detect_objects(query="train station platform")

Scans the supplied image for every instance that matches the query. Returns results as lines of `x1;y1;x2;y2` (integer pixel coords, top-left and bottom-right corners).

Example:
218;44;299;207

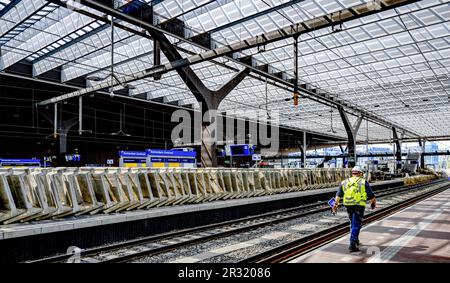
0;178;403;263
290;189;450;263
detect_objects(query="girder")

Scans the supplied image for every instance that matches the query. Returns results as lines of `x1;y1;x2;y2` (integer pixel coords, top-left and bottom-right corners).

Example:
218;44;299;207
38;0;421;140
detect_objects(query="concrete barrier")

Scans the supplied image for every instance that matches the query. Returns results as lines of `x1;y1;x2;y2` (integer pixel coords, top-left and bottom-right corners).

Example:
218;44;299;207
0;167;383;224
404;174;438;186
3;170;42;224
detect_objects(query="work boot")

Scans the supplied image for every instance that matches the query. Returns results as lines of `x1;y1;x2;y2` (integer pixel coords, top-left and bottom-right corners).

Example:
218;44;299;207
349;243;360;252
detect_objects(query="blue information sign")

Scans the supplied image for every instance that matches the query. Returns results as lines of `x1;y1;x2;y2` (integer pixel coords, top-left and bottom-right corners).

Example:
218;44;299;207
180;158;196;164
1;159;39;163
0;159;41;167
328;197;336;208
119;151;147;158
123;159;146;164
147;149;196;158
228;145;255;157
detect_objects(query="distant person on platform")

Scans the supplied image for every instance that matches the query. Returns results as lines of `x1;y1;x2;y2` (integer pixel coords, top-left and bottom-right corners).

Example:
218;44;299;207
332;166;377;252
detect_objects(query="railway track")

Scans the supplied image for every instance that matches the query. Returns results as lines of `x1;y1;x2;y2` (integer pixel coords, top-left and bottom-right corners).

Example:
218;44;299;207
240;182;450;263
27;179;448;263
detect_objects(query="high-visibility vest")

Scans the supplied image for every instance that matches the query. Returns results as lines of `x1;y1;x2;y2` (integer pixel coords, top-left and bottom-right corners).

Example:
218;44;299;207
342;176;367;206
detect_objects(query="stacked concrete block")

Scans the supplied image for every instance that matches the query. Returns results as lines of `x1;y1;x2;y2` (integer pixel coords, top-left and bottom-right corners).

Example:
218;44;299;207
404;174;438;186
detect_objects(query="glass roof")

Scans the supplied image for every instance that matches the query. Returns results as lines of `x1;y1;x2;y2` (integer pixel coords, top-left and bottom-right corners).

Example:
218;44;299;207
0;0;12;9
0;0;449;142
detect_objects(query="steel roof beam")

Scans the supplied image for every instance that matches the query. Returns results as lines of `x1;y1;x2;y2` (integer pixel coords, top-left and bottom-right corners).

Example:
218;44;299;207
0;0;21;18
0;2;51;45
0;0;48;38
33;0;176;68
31;23;109;65
315;135;450;147
207;0;308;34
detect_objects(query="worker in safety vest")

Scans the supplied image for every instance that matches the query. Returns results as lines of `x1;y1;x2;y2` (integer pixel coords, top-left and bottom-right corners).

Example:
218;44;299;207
332;166;377;252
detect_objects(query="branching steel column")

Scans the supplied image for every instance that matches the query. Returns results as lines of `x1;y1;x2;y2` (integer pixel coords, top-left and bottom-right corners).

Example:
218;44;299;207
338;106;363;167
148;29;249;167
392;127;402;170
42;110;78;165
149;29;249;112
153;39;161;80
419;139;426;169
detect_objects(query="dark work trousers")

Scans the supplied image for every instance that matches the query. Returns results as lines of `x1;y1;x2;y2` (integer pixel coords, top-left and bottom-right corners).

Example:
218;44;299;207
345;205;365;245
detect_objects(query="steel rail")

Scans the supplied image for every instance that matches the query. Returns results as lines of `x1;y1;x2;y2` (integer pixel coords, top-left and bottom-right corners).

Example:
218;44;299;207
240;182;449;263
101;180;448;263
26;179;445;263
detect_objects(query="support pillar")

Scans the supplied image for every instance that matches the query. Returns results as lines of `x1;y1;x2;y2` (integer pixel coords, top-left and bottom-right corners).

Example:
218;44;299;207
300;132;307;168
339;145;347;167
53;103;58;138
201;114;219;168
58;120;78;164
153;39;161;80
419;139;426;169
79;96;83;135
42;109;78;166
392;127;402;171
338;106;363;168
295;132;308;168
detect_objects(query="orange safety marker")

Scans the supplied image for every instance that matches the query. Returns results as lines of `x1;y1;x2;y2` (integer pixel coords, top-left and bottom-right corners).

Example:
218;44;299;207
293;92;299;107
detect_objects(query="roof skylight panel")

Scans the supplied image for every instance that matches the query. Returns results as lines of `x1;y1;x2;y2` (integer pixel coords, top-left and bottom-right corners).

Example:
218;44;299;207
431;37;450;50
163;0;180;15
75;30;86;36
0;0;11;8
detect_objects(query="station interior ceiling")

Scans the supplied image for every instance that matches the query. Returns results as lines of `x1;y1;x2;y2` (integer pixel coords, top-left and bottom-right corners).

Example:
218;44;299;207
0;0;449;161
